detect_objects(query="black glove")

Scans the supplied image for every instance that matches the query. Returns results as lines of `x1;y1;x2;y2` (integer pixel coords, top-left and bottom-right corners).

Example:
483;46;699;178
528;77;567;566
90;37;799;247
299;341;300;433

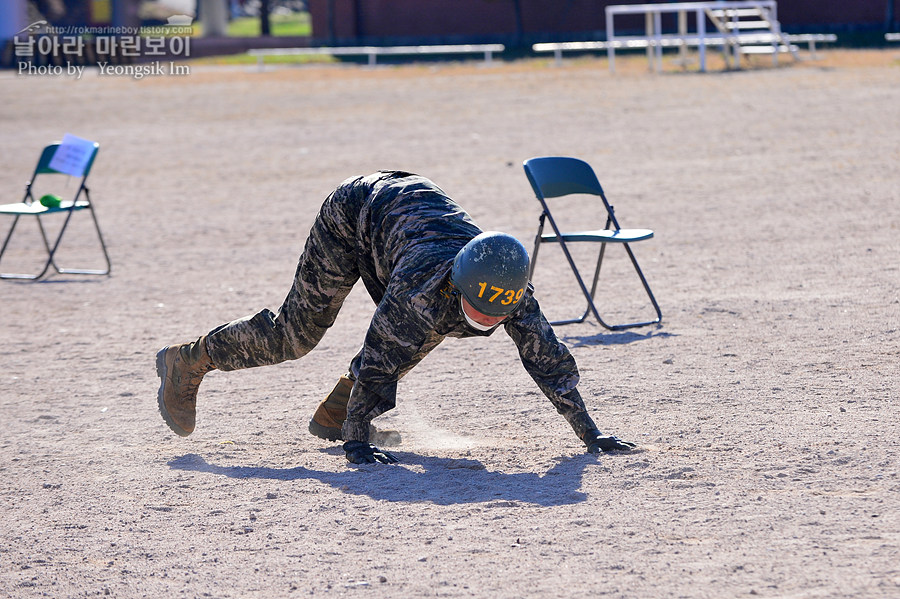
583;429;637;453
343;441;399;464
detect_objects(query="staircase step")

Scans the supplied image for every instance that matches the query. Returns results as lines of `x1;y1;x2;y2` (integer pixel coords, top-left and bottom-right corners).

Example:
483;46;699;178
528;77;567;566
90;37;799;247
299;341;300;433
723;20;771;30
740;44;798;54
708;9;764;18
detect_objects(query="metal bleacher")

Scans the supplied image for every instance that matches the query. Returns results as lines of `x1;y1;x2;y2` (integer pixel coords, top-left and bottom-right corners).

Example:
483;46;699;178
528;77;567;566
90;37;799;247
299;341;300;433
534;1;836;73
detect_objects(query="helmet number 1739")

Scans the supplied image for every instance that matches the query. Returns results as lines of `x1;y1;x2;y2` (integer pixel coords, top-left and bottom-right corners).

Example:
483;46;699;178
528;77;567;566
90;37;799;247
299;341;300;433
477;282;524;305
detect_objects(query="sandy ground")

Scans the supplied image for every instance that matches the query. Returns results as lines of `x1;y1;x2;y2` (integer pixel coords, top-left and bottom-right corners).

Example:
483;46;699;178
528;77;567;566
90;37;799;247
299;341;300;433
1;49;898;598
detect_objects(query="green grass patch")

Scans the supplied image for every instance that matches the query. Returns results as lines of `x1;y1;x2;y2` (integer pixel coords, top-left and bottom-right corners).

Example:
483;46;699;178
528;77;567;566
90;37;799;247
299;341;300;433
139;13;310;38
225;13;311;37
189;52;338;67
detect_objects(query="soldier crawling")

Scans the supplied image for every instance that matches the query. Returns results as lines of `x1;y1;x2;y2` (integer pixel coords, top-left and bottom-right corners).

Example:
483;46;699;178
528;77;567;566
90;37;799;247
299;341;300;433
156;171;636;464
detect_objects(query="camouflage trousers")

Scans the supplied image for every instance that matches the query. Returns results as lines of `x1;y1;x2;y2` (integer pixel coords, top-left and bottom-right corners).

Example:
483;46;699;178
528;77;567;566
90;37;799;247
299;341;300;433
205;178;369;372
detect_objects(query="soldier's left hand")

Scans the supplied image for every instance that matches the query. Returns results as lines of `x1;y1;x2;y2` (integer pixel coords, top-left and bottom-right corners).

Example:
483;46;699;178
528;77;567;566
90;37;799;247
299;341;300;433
583;429;637;453
343;441;399;464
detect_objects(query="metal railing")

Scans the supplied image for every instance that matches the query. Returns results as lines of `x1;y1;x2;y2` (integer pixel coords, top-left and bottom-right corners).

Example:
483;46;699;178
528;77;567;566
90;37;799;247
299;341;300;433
533;33;836;68
247;44;505;70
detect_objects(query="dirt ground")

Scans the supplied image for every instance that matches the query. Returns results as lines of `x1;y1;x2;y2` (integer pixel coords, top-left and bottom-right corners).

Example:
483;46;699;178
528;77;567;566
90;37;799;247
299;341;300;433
1;48;898;598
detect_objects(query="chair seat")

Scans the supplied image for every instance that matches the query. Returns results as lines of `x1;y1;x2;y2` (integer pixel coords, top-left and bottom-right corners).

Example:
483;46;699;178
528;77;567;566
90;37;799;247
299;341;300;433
541;228;654;243
0;200;89;215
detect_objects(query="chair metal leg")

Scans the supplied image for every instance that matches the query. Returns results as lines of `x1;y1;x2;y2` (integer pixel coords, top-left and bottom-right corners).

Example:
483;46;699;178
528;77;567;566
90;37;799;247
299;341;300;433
528;216;545;282
0;215;20;264
35;213;62;276
620;243;662;327
533;219;587;325
544;239;662;330
0;214;51;280
579;242;608;323
0;206;111;280
546;238;598;327
55;205;111;276
581;243;661;330
559;244;607;327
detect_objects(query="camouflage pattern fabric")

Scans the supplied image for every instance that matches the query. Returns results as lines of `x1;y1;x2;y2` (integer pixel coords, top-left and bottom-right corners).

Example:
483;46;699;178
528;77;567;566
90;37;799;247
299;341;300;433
205;171;597;443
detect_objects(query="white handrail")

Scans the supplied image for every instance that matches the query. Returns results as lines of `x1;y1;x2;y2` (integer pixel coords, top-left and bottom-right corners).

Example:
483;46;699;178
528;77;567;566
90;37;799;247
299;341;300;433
534;34;835;66
248;44;505;70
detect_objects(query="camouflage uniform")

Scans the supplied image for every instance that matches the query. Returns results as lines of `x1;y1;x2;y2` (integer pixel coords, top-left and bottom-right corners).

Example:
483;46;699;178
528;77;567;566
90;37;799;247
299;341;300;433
205;171;597;443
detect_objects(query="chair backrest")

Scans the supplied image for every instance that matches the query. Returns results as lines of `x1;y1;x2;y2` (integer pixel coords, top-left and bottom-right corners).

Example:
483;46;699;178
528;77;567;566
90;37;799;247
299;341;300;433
34;142;100;179
523;156;605;199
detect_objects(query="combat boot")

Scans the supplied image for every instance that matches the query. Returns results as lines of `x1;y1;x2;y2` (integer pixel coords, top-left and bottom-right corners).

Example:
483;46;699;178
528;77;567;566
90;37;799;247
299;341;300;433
308;374;354;441
156;336;216;437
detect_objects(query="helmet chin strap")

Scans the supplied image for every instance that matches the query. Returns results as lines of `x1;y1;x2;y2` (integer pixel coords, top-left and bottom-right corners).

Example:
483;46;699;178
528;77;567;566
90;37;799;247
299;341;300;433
459;296;499;332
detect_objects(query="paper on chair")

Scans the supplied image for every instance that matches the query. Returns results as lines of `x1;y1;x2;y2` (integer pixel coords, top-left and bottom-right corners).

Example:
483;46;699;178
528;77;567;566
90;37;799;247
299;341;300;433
49;134;97;177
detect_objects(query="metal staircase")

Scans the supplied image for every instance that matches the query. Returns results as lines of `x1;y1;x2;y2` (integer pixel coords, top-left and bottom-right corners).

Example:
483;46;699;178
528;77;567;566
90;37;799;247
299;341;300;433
705;2;800;66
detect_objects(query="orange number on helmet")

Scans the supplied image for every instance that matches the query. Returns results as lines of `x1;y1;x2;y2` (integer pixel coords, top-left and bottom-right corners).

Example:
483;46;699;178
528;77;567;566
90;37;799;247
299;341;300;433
514;288;524;302
501;289;515;305
477;282;486;298
489;286;504;302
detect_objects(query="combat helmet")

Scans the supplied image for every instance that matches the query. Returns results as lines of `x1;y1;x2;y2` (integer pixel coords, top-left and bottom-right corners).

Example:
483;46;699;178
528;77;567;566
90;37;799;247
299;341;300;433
451;232;530;326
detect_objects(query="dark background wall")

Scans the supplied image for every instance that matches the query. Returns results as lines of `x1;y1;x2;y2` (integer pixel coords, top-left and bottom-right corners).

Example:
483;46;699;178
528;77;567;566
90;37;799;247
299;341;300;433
307;0;900;45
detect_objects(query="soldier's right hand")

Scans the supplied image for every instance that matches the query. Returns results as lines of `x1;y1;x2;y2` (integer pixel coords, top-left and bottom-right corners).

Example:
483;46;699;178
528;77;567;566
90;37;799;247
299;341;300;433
343;441;399;464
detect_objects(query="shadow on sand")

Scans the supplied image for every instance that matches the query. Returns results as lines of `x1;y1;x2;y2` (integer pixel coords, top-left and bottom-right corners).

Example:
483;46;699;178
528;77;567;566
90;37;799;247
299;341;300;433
560;326;674;348
167;450;627;507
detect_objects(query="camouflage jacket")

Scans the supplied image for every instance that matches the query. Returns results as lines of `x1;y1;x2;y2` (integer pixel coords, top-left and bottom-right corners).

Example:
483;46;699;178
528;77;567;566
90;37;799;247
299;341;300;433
340;171;595;443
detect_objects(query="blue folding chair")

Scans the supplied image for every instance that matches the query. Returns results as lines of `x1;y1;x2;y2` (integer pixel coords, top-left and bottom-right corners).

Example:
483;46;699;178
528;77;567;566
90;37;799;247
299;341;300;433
523;156;661;329
0;141;110;280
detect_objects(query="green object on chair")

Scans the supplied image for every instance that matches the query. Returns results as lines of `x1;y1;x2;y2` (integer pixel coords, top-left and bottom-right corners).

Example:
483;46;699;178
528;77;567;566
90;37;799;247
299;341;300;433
39;194;62;208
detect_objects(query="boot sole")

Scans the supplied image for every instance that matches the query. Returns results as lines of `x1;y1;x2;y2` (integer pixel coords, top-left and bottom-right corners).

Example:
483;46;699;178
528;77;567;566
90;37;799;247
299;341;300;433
308;418;342;442
156;346;191;437
307;419;402;447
